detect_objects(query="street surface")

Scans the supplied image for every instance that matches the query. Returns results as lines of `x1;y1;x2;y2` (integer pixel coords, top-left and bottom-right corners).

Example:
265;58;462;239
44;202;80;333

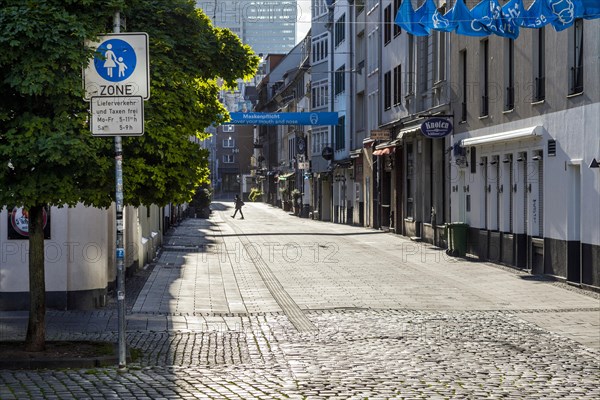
1;201;599;399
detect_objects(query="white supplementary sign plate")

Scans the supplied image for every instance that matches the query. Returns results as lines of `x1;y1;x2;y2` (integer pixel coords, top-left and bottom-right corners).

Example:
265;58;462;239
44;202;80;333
90;96;144;136
84;33;150;100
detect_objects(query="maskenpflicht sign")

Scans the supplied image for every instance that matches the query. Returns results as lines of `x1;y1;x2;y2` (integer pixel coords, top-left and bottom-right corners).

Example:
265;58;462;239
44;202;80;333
84;33;150;100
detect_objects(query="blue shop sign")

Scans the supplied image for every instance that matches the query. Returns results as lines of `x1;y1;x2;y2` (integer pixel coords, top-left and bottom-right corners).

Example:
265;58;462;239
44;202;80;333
228;112;339;126
420;118;453;138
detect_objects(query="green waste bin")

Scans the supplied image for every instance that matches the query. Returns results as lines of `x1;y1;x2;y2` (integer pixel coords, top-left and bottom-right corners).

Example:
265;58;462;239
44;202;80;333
446;222;469;257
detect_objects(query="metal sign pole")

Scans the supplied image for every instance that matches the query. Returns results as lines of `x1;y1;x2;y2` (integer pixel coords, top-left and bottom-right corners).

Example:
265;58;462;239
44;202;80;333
113;11;127;370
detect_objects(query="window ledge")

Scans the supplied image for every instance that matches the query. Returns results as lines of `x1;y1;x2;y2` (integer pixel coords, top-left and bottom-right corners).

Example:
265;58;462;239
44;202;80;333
567;91;584;98
459;120;468;125
531;99;545;105
367;68;379;78
502;108;514;114
478;115;489;120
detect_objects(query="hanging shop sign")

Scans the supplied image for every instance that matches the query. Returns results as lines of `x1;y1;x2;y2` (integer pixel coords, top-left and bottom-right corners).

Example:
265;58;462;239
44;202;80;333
420;118;453;139
370;129;391;140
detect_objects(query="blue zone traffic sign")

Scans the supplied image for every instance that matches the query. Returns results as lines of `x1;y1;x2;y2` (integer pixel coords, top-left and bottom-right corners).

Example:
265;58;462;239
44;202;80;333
93;39;137;82
84;33;149;100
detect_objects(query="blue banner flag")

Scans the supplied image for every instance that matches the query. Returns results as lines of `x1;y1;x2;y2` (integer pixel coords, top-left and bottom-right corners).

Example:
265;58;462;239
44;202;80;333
472;0;507;36
395;0;430;36
548;0;583;31
452;0;491;37
501;0;524;38
401;0;596;38
415;0;436;33
520;0;556;28
420;0;456;32
581;0;600;20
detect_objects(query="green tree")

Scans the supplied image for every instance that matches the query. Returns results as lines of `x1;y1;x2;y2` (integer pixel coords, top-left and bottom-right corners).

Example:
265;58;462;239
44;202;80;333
0;0;258;351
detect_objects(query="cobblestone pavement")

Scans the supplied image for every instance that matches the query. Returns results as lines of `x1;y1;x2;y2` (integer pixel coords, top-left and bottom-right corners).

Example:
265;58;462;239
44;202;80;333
1;202;599;399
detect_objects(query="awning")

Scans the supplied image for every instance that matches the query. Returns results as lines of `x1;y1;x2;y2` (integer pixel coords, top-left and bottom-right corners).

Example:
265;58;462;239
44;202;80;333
373;147;395;156
461;126;543;147
397;126;421;140
350;149;362;159
278;172;295;181
375;139;401;150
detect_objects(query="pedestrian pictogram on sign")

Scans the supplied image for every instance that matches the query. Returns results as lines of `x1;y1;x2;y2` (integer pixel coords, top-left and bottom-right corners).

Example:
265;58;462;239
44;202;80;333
84;33;149;100
94;39;137;82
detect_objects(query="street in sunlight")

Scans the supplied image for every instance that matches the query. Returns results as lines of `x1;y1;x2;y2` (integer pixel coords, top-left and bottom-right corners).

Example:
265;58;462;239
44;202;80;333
1;201;598;399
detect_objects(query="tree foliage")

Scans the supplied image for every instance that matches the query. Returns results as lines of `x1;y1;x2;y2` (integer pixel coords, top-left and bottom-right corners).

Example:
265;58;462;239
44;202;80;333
121;0;258;206
0;0;258;208
0;0;258;350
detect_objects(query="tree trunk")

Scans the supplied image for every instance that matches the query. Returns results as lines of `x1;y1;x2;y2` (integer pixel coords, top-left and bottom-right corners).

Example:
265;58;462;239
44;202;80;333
25;205;46;352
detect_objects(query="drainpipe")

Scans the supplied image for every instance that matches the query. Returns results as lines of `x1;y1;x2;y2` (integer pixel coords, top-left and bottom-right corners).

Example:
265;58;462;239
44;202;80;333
328;3;335;222
349;0;354;225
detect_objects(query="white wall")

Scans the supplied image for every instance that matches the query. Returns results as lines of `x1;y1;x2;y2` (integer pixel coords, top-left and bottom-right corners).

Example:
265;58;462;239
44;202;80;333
451;103;600;246
0;205;109;293
0;202;163;302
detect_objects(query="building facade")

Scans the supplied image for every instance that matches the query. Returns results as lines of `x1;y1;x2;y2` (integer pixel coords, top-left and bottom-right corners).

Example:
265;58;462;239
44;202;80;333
449;19;600;288
196;0;297;55
253;1;599;290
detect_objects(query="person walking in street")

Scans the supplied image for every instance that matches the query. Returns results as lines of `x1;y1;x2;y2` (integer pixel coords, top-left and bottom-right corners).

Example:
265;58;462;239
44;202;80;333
232;194;244;219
